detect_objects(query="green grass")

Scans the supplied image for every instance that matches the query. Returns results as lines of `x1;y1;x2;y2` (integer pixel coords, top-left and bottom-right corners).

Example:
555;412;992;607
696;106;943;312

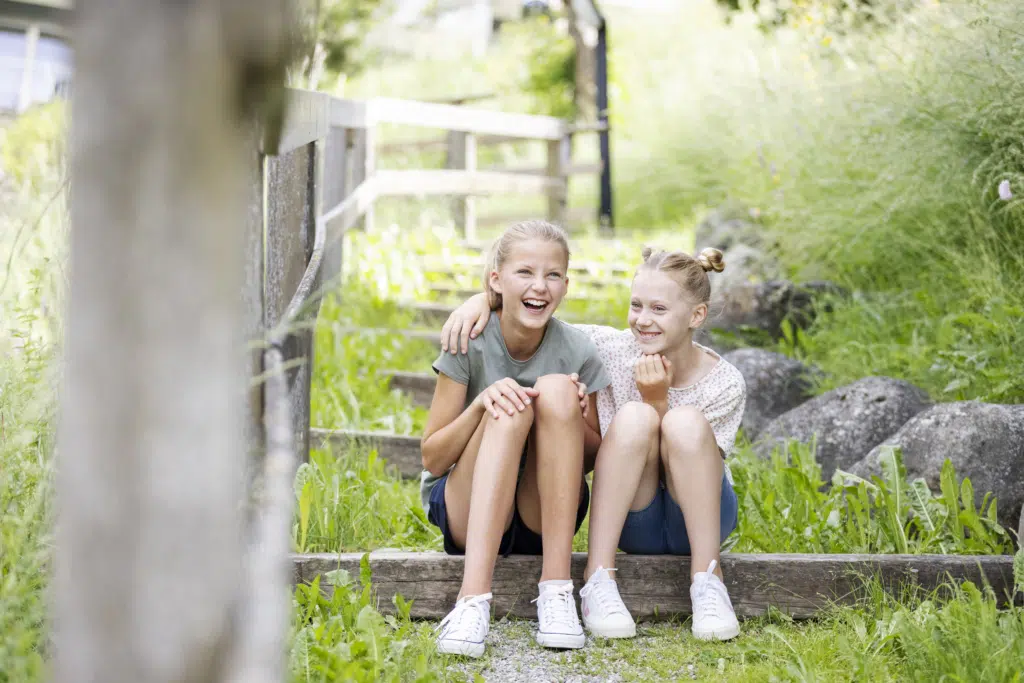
608;0;1024;404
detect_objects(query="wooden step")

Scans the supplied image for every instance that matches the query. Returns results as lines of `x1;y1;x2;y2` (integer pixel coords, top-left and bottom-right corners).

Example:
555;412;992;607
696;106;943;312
291;551;1017;621
310;428;422;478
387;370;435;407
407;301;457;327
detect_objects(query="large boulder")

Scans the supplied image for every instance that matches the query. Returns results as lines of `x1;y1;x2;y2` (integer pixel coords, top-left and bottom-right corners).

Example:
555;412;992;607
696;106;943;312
713;244;782;292
722;348;820;440
754;377;931;479
707;279;843;340
849;401;1024;531
695;203;767;252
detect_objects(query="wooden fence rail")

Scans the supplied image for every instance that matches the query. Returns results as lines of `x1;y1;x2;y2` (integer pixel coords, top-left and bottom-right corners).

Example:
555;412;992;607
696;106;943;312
252;87;610;474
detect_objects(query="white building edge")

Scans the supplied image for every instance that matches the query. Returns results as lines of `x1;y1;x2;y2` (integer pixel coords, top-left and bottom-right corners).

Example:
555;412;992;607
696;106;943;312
0;0;72;114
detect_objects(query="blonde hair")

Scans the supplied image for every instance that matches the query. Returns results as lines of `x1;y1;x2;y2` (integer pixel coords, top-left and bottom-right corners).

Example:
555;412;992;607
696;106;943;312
484;220;571;309
637;246;725;304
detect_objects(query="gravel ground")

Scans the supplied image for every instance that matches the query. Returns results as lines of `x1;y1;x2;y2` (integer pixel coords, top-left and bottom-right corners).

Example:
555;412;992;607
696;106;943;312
446;620;626;683
441;619;716;682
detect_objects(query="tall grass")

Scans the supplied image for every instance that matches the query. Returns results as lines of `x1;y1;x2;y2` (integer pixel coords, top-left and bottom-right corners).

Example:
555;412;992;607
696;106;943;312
0;102;67;683
609;0;1024;403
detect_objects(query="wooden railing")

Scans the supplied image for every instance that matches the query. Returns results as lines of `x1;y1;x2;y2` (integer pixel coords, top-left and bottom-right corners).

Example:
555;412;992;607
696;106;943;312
252;87;611;466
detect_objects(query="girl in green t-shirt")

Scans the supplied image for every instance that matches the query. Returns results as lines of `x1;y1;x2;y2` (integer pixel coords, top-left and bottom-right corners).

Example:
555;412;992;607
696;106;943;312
421;220;611;659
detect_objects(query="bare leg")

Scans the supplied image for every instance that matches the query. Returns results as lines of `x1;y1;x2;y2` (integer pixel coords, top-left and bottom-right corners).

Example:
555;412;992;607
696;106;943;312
583;402;661;581
515;374;584;583
444;405;534;597
660;405;724;580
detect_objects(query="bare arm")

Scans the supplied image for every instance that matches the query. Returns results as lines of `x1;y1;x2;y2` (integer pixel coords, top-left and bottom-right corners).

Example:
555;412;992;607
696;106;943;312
440;292;492;354
421;373;540;476
582;393;601;473
420;374;485;477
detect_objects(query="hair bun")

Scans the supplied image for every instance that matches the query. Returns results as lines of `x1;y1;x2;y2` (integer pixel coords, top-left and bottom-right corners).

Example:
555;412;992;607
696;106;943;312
697;247;725;273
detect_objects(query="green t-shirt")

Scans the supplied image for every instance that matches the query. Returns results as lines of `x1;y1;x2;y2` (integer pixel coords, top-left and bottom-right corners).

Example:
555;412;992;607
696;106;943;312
419;311;612;508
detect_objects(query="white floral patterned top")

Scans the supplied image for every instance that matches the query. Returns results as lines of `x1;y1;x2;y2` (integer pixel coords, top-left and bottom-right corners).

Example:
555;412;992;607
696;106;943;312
574;325;747;484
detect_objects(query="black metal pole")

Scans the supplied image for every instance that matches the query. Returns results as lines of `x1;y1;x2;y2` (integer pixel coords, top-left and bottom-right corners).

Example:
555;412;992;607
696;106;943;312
596;19;613;234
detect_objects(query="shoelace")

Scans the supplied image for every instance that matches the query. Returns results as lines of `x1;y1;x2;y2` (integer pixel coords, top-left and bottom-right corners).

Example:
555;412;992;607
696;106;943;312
691;560;724;619
580;568;628;616
531;583;578;629
437;593;492;637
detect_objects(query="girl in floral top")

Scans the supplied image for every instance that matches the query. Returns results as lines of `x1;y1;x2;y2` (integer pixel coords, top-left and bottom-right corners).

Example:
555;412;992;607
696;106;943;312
441;245;746;643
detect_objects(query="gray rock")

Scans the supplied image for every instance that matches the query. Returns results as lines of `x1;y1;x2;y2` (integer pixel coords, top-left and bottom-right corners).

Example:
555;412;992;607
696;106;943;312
713;244;782;292
723;348;820;439
695;202;766;252
755;376;931;479
707;279;842;340
849;401;1024;531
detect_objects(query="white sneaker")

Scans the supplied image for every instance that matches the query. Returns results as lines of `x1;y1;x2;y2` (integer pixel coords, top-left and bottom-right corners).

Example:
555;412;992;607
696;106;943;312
580;567;636;638
436;593;492;658
532;581;586;649
690;560;740;641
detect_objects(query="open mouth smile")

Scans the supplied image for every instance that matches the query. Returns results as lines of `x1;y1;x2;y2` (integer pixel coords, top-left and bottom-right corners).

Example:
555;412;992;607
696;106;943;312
522;298;550;314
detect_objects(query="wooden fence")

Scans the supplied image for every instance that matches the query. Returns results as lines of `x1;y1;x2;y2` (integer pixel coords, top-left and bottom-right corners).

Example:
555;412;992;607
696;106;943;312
249;87;609;468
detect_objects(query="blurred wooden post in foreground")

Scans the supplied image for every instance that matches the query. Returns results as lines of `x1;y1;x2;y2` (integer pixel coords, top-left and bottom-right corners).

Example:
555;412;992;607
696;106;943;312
54;1;295;682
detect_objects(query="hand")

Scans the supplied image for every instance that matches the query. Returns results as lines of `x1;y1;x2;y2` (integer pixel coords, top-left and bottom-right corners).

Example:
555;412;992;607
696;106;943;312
634;354;673;405
568;372;590;418
475;377;540;419
441;292;491;355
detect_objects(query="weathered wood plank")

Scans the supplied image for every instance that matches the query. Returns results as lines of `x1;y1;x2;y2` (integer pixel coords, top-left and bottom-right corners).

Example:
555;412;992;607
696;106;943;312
266;144;317;461
291;552;1018;621
310;428;422;478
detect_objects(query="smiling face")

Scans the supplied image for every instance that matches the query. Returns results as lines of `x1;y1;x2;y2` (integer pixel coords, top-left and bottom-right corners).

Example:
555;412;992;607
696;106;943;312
488;238;569;331
628;269;707;354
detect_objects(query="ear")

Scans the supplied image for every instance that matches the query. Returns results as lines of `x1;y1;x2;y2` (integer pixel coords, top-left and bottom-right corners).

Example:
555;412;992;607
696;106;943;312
488;269;502;295
690;302;708;329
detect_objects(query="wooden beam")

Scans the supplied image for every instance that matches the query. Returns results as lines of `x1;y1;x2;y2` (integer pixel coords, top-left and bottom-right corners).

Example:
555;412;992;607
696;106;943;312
275;90;330;155
378;133;528;155
374;169;562;198
291;552;1018;621
481;162;603;177
368;97;567;140
476;206;594;228
310;428;422;478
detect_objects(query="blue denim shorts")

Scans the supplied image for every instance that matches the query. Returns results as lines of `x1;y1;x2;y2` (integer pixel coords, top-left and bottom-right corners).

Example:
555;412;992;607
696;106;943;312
617;473;738;555
427;471;590;556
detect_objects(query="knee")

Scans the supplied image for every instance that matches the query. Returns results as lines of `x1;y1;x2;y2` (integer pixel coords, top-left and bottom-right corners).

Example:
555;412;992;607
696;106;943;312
532;374;580;422
660;405;716;457
617;401;661;444
483;402;535;436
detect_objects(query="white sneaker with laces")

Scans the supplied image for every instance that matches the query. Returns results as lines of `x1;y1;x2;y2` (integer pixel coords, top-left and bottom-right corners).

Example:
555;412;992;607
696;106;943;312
532;581;586;649
436;593;492;658
580;567;636;638
690;560;740;641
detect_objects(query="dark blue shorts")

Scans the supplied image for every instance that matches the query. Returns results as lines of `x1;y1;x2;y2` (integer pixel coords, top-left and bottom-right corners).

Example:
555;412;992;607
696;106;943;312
617;473;738;555
427;472;590;556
